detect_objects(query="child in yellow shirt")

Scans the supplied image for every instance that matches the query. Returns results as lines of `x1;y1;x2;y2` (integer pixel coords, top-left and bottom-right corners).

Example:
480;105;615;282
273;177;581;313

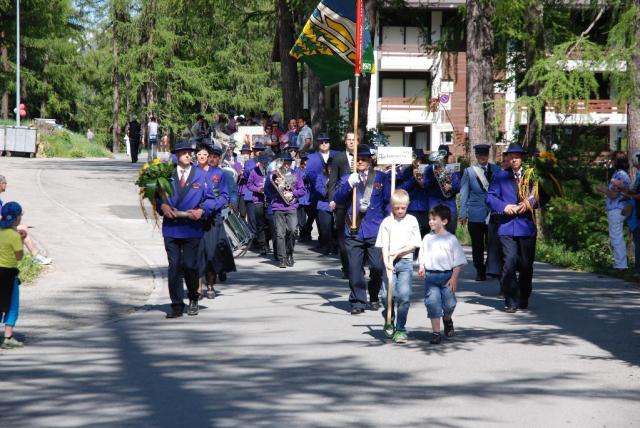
0;202;25;349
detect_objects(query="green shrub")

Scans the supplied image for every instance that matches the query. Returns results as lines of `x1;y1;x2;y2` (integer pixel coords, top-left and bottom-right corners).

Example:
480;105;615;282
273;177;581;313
40;129;111;158
18;256;43;284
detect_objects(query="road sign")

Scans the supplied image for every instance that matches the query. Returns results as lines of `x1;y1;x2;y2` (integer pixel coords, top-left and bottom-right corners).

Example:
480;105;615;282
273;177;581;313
376;146;413;165
439;94;450;104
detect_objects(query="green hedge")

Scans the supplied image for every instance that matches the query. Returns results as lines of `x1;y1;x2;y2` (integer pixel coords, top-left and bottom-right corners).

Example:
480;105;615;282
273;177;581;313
40;129;111;158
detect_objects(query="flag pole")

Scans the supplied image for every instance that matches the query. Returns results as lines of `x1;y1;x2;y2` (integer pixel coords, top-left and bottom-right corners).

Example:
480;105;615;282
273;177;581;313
351;0;364;232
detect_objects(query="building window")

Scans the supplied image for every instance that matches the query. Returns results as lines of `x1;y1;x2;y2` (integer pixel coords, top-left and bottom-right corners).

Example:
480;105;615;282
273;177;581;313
441;132;453;145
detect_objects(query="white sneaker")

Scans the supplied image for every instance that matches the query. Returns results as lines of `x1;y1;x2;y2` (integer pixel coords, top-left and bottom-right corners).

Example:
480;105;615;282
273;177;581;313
33;254;52;265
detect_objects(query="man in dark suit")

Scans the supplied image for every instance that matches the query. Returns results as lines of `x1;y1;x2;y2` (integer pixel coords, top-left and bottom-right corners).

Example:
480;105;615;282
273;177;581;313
487;143;537;313
128;117;141;163
328;132;355;277
158;140;214;318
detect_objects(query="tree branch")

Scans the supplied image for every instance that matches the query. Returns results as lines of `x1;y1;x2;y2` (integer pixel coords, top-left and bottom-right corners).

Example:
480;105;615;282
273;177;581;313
566;6;606;58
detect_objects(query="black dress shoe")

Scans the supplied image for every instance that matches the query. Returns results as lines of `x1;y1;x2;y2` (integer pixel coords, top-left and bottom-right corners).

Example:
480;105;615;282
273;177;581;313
369;301;380;311
187;300;199;316
279;260;287;268
166;310;183;319
286;255;294;266
350;307;365;315
517;301;529;310
218;272;227;282
505;306;517;313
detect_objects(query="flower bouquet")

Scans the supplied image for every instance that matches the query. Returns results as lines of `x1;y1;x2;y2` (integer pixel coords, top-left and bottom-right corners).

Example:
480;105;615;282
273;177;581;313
519;151;564;213
135;158;175;225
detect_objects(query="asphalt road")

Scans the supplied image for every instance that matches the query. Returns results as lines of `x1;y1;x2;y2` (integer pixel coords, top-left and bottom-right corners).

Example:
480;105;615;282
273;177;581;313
0;155;638;427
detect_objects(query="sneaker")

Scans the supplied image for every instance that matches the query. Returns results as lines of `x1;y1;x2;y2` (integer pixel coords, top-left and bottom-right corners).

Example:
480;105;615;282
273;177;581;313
33;254;52;265
429;332;442;345
2;337;24;349
187;300;199;316
443;319;455;337
392;330;408;344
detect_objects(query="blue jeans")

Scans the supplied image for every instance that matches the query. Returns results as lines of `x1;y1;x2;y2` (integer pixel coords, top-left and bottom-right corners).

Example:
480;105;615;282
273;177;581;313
380;258;413;331
424;271;457;319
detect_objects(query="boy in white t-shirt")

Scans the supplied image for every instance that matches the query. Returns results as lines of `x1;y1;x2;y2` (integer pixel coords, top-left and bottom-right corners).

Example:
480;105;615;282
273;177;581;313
375;190;422;344
418;204;467;344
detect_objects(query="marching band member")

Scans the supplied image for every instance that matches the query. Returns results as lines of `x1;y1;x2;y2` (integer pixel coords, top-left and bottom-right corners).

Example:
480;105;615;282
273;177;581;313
265;153;306;268
335;144;390;315
459;144;502;281
400;149;430;238
158;140;214;318
247;153;271;255
315;158;335;254
487;143;538;313
422;145;461;234
244;142;267;249
295;153;310;240
237;144;253;218
301;133;335;243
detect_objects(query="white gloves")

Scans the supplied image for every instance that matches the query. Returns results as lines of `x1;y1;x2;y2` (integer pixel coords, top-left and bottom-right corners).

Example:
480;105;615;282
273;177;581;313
348;172;360;187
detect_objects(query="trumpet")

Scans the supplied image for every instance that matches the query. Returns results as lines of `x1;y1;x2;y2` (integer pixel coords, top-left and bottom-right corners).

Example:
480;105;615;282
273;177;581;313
412;155;425;182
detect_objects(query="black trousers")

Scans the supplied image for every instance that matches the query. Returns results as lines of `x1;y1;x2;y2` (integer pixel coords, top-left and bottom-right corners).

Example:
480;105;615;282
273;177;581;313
344;236;383;309
500;235;536;308
297;206;307;233
334;207;349;272
486;222;503;276
245;201;256;235
468;222;488;275
301;204;317;239
248;202;268;250
408;210;429;238
164;237;200;309
274;211;297;259
130;140;140;163
316;210;334;251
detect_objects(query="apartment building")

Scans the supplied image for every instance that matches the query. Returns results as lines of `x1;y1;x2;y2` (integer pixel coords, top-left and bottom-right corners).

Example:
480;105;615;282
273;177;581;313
307;0;626;155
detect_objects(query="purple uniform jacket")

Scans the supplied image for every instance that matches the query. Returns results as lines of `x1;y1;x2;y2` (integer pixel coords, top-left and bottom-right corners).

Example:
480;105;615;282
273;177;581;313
306;150;336;201
399;165;429;212
247;166;267;204
200;166;229;215
242;158;256;201
422;164;461;214
486;167;537;237
335;169;391;240
315;174;333;212
265;170;305;212
157;167;214;239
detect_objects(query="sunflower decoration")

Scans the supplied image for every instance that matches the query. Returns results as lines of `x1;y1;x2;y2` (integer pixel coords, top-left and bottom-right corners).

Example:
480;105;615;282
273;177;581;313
135;160;175;225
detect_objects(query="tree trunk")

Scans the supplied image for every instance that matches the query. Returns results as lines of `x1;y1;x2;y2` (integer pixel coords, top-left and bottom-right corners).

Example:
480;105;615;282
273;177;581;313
523;0;544;151
308;68;325;136
466;0;496;164
278;0;301;121
1;31;8;120
111;7;126;153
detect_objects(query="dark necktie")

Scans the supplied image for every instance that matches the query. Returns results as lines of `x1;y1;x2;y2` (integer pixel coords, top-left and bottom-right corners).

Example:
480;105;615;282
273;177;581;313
515;171;521;185
180;170;187;188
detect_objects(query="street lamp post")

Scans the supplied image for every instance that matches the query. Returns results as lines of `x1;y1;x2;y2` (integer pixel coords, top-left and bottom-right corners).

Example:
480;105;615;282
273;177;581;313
15;0;20;126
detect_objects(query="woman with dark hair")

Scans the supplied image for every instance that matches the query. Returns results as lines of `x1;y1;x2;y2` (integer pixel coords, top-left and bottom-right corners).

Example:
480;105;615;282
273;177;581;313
597;152;631;270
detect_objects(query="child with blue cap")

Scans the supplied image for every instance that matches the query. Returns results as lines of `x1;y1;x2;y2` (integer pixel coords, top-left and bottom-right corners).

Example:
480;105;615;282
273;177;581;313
0;202;25;349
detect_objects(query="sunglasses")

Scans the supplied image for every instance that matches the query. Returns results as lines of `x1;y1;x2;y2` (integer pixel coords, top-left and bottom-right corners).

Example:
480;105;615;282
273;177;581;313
319;140;330;144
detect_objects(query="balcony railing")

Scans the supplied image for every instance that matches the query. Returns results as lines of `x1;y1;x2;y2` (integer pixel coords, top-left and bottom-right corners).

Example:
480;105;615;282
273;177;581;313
378;44;435;56
379;97;436;110
545;99;627;114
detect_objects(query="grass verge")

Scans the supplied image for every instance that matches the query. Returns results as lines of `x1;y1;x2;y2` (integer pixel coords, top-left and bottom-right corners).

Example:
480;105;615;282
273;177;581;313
39;129;111;158
18;256;43;284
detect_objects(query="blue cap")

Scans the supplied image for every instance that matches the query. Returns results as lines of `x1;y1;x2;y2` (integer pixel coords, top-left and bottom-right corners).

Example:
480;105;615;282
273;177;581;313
355;144;372;158
280;153;294;162
257;154;271;163
253;142;266;151
504;143;526;154
299;153;309;160
240;145;252;152
172;139;196;153
288;145;299;152
474;144;491;153
437;144;451;155
413;148;426;159
317;133;330;141
211;145;224;156
0;202;23;228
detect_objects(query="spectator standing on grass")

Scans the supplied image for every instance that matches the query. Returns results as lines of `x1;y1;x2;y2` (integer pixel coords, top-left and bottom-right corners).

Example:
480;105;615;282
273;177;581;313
597;152;631;271
86;129;94;142
147;116;159;161
0;176;51;265
0;202;26;349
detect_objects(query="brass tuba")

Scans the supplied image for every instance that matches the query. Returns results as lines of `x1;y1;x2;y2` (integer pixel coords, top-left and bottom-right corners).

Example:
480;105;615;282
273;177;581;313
270;159;297;205
413;154;426;182
428;149;453;198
